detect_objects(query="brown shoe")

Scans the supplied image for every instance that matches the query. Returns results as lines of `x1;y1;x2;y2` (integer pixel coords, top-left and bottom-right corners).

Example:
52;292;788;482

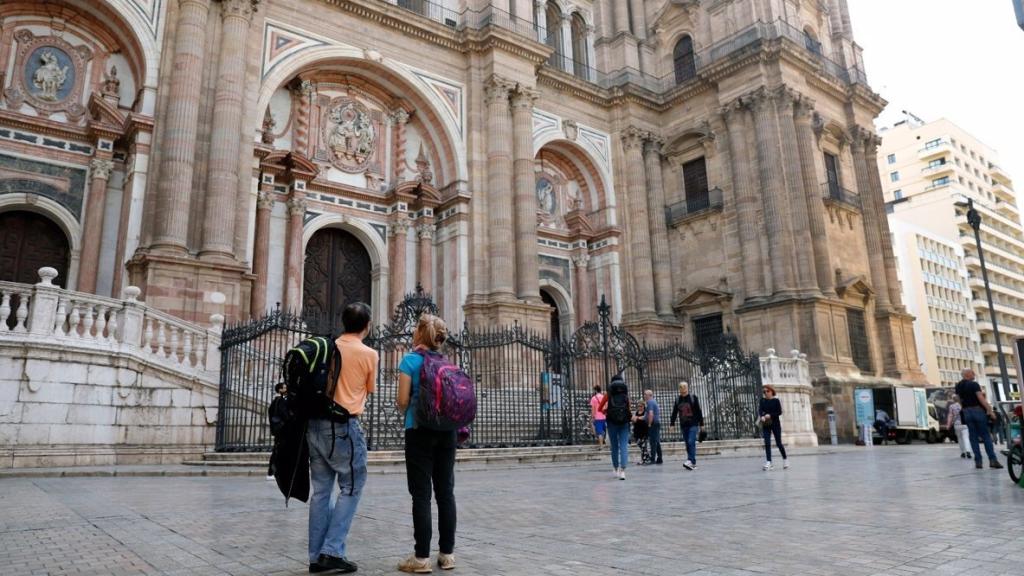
438;553;455;571
398;555;432;574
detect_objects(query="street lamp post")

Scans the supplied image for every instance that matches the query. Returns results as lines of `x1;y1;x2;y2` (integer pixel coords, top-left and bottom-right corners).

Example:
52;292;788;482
961;198;1013;400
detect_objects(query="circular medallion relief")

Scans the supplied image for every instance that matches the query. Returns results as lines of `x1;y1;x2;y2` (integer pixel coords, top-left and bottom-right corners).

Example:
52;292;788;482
25;46;75;104
322;98;376;173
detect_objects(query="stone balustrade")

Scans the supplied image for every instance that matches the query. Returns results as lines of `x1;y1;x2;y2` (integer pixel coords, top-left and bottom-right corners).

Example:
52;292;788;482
760;348;818;447
0;268;223;468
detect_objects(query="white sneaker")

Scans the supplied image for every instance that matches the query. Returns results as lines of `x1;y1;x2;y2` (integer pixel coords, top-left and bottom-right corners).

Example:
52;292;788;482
613;468;621;478
438;553;455;571
763;461;773;471
618;469;626;480
683;460;694;470
691;462;698;470
783;459;790;469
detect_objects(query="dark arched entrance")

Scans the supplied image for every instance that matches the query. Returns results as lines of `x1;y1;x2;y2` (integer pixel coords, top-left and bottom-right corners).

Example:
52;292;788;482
540;289;561;342
0;210;70;286
302;227;372;332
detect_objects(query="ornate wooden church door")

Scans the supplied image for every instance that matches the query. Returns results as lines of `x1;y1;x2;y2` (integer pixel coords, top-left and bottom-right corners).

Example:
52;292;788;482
0;210;69;286
302;228;372;331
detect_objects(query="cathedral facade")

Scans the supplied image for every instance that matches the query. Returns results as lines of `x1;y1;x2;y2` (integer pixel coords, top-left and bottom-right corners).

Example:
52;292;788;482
0;0;925;401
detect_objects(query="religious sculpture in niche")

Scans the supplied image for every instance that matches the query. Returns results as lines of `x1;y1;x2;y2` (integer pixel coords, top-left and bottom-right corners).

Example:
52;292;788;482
536;177;557;215
7;30;92;120
322;97;376;172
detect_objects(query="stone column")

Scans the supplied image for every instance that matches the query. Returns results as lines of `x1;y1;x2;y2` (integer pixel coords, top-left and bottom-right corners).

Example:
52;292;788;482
614;0;630;34
850;128;890;310
721;100;767;301
775;88;818;295
534;0;548;43
573;253;592;325
621;127;656;318
152;0;211;253
250;188;274;316
794;98;835;296
417;223;434;295
391;109;409;184
512;87;540;302
749;88;797;295
642;136;673;317
485;76;516;301
283;192;306;312
560;15;574;72
865;136;904;308
78;157;114;294
292;80;314;156
389;218;410;312
629;0;646;38
585;25;596;76
200;0;257;260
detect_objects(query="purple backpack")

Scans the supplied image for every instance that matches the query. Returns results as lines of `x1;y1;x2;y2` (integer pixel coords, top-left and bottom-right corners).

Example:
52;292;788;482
415;350;477;431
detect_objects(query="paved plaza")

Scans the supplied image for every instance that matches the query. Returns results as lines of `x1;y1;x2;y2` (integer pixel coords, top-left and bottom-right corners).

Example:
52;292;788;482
1;445;1023;576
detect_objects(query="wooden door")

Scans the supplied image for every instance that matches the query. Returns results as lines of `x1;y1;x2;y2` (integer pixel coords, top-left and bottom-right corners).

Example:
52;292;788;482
0;210;69;286
302;228;372;332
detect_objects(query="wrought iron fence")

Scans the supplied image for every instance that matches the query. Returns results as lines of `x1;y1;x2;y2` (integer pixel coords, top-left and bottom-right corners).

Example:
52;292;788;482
215;291;762;451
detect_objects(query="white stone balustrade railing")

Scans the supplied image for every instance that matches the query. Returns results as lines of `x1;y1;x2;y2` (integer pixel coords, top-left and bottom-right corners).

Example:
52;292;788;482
0;267;222;378
760;348;818;447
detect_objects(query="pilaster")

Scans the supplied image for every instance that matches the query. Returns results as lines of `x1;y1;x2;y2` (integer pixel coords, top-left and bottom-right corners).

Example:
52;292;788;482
511;86;541;303
621;126;656;320
774;87;818;296
794;97;835;296
389;217;410;313
642;135;673;319
250;186;274;316
721;98;768;301
78;156;114;294
283;188;307;313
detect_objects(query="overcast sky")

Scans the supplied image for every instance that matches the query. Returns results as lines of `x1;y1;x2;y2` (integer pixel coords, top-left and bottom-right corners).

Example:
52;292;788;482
847;0;1024;208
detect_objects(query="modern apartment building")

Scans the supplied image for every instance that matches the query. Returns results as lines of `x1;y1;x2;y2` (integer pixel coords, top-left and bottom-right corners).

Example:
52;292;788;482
879;117;1023;399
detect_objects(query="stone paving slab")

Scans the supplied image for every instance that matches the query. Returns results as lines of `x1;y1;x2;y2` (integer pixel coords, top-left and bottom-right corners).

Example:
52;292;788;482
0;445;1022;575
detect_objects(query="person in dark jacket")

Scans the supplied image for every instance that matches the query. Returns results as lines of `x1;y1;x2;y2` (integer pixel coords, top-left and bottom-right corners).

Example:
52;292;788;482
955;368;1003;470
267;382;290;478
758;385;788;471
670;381;704;470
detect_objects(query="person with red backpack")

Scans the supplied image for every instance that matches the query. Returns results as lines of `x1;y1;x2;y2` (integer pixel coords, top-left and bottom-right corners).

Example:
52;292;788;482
598;373;632;480
396;314;475;573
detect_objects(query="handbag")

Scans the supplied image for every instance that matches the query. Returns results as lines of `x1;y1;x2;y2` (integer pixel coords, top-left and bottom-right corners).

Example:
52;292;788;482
698;429;707;443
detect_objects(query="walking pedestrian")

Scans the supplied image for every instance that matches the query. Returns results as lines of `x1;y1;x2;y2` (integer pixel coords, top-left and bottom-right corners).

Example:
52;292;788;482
590;385;606;446
954;368;1004;470
758;385;788;471
670;381;704;470
396;314;459;573
643;390;663;465
946;394;971;459
598;373;632;480
308;303;377;574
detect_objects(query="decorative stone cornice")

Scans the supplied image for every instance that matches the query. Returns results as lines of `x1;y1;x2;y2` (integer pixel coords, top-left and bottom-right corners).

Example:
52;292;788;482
848;125;873;152
220;0;259;21
90;158;114;180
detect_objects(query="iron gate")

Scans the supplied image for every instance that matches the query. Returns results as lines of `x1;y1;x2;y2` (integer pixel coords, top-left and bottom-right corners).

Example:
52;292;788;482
215;292;762;451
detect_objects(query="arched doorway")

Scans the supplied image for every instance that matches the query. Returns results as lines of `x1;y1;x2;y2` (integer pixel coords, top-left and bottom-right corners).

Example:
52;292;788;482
0;210;70;286
302;228;372;332
541;289;561;342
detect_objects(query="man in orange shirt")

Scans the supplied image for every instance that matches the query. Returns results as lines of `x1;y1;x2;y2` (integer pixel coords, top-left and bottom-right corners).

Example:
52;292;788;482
307;302;378;574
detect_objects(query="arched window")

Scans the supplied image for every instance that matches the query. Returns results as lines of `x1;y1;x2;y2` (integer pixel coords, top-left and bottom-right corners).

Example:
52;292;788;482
803;27;822;55
570;13;588;79
545;3;563;69
673;35;696;85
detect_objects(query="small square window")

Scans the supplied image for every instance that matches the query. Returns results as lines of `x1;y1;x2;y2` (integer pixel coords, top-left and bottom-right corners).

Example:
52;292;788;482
887;153;896;165
894;190;903;200
890;171;900;182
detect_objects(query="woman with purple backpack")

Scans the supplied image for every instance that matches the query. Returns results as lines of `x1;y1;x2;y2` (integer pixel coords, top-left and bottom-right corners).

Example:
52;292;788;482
396;314;458;573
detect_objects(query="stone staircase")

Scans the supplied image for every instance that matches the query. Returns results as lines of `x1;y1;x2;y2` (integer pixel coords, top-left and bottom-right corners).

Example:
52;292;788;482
183;439;764;472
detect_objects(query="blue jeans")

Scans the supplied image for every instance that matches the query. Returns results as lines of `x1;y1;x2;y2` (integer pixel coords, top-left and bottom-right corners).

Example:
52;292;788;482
607;422;630;470
648;422;662;463
307;418;367;563
964;407;997;464
681;425;698;464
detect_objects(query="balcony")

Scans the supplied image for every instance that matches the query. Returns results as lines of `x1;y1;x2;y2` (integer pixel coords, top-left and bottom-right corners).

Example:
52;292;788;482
992;181;1016;201
665;187;724;227
923;179;953;192
989;162;1012;184
917;139;953;160
821;181;861;210
921;162;954;178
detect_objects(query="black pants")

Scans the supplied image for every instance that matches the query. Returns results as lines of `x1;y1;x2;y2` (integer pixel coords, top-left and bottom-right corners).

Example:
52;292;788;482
405;427;457;558
763;421;787;462
648;422;663;463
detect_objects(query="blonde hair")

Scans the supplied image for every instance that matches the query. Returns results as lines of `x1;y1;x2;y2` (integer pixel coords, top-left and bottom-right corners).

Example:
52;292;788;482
678;381;689;392
413;314;448;350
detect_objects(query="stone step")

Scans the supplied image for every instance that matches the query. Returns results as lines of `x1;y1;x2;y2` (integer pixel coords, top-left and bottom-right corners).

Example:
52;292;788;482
183;440;762;468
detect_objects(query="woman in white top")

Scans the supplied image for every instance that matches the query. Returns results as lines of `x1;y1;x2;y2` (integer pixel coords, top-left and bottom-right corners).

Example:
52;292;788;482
946;395;971;459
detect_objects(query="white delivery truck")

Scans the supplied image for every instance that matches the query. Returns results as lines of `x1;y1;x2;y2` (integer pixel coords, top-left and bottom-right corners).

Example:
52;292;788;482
856;386;942;444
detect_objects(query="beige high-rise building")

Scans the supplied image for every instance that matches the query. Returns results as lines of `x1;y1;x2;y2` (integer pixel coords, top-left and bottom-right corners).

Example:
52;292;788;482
879;117;1023;399
0;0;924;438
